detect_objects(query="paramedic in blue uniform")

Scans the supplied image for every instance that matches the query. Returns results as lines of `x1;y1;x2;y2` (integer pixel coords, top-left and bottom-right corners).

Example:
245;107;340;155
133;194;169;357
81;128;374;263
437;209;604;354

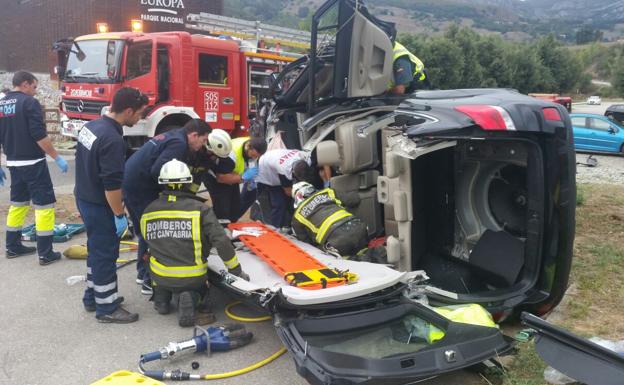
75;87;148;323
0;71;68;265
122;118;212;296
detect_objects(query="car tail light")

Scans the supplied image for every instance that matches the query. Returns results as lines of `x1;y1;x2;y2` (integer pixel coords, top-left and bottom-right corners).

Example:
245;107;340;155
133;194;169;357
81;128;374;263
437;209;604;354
543;107;562;121
454;105;516;131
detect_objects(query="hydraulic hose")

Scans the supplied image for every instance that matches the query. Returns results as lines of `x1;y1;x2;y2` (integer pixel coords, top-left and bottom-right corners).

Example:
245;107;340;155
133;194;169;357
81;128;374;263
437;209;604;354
225;301;272;322
138;301;286;381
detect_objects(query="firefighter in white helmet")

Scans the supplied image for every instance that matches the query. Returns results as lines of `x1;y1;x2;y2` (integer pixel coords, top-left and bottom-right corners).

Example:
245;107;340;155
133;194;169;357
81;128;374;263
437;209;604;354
141;158;249;327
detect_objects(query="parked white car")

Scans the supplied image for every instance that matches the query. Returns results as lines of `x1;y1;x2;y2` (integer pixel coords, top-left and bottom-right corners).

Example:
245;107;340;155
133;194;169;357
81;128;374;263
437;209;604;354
587;95;602;105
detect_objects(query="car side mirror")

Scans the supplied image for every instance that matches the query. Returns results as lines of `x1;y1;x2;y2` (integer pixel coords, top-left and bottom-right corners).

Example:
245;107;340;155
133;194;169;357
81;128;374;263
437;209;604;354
609;127;616;134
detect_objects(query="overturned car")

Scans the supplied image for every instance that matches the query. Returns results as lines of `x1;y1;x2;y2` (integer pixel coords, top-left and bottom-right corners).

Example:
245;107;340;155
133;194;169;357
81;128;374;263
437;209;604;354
207;0;576;384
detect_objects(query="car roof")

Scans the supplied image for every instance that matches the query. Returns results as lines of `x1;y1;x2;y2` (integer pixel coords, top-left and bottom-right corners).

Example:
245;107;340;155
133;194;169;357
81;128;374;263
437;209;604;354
606;104;624;112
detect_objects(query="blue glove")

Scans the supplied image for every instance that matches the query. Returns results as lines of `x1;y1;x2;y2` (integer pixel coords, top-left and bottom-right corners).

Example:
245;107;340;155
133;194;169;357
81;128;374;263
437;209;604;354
55;156;68;173
114;214;128;238
0;167;5;186
242;167;258;182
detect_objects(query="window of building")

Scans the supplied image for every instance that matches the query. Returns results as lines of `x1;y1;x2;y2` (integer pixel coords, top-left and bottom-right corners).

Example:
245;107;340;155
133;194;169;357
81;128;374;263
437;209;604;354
126;41;152;80
199;54;228;85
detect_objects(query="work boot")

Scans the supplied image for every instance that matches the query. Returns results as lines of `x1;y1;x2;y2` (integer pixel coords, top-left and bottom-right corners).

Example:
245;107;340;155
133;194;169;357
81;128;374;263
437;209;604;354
84;296;125;312
39;251;61;266
6;244;37;259
154;301;171;315
96;306;139;324
178;291;196;327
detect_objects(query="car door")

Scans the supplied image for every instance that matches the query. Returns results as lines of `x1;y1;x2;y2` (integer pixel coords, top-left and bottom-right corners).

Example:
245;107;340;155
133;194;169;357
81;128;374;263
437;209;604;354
587;117;620;152
571;116;592;151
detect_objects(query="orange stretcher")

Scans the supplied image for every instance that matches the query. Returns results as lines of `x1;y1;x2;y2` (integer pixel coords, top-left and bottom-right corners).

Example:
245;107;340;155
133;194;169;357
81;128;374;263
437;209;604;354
228;222;358;290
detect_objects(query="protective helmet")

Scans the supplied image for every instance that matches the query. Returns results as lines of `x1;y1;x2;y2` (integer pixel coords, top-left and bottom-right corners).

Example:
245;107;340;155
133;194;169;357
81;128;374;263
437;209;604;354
158;158;193;184
207;129;232;158
292;181;316;208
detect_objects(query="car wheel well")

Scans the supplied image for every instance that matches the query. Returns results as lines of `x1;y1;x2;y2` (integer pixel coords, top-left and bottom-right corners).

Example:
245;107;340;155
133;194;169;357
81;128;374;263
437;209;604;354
155;114;192;135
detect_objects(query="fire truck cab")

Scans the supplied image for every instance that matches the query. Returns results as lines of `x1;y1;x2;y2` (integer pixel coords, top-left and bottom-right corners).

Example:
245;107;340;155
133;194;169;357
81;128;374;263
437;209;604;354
57;31;294;147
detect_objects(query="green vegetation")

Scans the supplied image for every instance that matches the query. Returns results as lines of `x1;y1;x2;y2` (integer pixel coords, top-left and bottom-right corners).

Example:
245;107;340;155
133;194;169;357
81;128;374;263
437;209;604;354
399;28;585;94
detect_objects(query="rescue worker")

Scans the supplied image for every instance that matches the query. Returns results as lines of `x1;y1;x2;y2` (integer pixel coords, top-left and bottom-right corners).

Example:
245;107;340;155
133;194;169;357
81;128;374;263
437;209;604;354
123;119;218;296
255;148;310;229
141;159;249;327
75;87;148;323
389;42;428;95
0;71;68;264
197;136;267;222
291;180;387;264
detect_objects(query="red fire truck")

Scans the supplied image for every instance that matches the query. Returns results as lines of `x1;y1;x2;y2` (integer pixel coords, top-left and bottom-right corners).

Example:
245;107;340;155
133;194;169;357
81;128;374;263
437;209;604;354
55;23;300;147
528;93;572;112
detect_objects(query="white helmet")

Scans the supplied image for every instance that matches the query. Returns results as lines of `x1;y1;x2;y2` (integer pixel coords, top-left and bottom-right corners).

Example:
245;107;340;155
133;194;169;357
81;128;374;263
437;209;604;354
207;129;232;158
158;159;193;184
292;181;316;208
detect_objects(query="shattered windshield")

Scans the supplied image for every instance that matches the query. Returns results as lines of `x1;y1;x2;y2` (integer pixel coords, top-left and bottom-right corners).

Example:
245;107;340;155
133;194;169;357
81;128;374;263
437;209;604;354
64;40;124;83
316;1;339;53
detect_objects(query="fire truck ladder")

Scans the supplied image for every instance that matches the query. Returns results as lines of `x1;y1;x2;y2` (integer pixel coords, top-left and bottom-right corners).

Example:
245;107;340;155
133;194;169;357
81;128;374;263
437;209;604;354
186;12;310;56
228;222;358;290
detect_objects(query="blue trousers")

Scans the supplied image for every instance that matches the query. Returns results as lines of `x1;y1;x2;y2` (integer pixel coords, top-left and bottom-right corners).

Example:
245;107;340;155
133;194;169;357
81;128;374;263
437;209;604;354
6;161;56;257
124;191;158;283
238;182;257;220
257;183;289;228
76;198;120;316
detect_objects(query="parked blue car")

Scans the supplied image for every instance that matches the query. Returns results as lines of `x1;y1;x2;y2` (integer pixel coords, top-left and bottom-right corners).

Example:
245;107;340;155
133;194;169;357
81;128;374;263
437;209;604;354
571;113;624;154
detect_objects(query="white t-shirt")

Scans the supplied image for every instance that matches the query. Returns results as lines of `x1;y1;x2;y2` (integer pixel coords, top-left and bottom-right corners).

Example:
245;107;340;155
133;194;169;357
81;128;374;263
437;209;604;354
256;149;310;186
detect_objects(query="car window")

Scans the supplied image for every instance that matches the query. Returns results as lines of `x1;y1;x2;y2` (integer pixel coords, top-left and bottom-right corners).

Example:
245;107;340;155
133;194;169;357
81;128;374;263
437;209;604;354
571;117;587;128
198;54;228;85
589;118;612;132
126;41;152;80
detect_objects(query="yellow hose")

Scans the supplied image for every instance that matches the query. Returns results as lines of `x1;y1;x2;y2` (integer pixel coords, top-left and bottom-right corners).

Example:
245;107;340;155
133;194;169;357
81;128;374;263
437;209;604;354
202;347;287;380
225;301;272;322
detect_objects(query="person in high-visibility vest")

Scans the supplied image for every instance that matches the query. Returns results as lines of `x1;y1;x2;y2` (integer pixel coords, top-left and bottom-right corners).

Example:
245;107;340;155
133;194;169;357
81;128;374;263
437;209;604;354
389;42;428;95
187;136;266;223
141;159;249;327
290;180;387;264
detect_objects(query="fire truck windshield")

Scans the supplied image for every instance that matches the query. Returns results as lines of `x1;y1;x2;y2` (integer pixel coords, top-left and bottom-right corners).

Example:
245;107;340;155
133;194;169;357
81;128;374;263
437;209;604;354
64;39;124;83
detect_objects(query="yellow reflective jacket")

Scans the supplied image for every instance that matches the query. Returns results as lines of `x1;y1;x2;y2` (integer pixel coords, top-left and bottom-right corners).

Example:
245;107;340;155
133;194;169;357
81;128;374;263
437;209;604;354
141;190;239;289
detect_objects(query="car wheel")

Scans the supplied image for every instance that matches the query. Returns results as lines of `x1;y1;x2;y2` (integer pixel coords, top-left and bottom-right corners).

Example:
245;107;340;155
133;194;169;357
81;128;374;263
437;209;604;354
620;143;624;155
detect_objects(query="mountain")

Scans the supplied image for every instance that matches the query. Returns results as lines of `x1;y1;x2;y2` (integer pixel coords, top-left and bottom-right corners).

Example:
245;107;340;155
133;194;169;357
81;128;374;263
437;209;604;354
223;0;624;43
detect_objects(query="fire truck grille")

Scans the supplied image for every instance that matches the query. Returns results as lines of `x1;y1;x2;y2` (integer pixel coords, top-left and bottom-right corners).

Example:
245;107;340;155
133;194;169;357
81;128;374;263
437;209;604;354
64;99;109;115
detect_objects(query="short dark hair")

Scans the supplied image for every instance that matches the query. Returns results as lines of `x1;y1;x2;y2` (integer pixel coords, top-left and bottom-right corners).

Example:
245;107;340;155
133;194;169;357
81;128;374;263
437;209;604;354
183;118;211;135
111;87;148;113
292;160;315;184
248;137;267;155
12;71;37;87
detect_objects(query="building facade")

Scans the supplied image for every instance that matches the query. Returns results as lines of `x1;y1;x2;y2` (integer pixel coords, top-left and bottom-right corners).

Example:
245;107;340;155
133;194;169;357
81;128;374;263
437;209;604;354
0;0;223;72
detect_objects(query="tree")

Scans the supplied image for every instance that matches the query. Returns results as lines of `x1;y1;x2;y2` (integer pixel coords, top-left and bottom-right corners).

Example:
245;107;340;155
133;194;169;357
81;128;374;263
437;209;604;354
612;56;624;97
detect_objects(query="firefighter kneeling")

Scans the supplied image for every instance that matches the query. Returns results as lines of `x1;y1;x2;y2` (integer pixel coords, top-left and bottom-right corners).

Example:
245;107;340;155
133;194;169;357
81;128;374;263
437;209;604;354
141;159;249;327
291;181;387;263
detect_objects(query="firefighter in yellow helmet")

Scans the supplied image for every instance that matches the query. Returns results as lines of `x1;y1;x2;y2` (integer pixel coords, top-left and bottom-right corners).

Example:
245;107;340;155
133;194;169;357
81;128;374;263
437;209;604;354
141;159;249;327
389;42;428;95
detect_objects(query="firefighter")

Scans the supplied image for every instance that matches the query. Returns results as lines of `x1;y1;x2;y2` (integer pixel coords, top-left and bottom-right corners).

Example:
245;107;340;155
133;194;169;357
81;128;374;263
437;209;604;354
389;42;428;95
141;159;249;327
123;119;221;296
255;148;310;229
291;181;387;263
199;136;267;222
74;87;148;323
0;71;68;265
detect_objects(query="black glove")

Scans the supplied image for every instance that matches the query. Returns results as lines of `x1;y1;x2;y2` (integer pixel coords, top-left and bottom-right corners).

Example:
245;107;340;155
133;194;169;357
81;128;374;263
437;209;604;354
229;265;250;281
